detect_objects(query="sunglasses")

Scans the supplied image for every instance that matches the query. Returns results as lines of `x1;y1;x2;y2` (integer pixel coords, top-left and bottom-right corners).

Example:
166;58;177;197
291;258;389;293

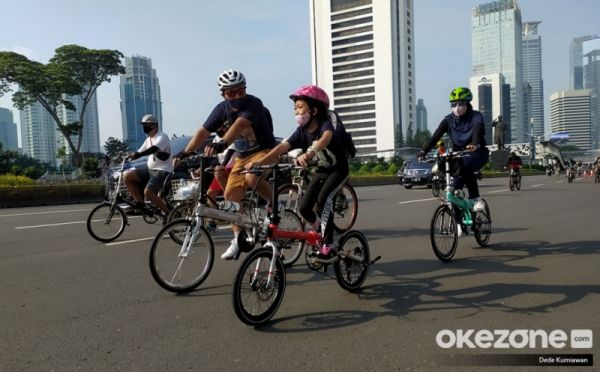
450;101;467;108
221;88;243;99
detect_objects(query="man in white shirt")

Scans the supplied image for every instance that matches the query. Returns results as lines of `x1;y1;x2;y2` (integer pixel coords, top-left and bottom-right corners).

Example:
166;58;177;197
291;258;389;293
124;114;173;216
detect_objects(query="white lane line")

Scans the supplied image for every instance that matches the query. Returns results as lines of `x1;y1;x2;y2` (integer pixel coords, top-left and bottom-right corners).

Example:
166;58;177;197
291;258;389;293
0;208;90;218
16;221;85;229
398;197;437;205
557;181;564;184
15;216;142;230
359;187;382;191
105;237;154;246
531;184;543;187
488;189;508;194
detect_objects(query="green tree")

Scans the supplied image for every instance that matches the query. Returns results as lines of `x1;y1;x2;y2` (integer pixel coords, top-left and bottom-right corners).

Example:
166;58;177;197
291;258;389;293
103;137;130;159
413;129;432;148
405;124;415;147
0;45;125;166
81;157;100;178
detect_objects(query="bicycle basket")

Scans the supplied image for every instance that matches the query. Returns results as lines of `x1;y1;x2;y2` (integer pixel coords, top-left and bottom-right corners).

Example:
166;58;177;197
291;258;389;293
106;174;132;200
172;179;200;201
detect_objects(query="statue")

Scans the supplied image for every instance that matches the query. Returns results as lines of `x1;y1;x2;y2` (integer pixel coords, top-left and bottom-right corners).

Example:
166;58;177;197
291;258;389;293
492;115;506;149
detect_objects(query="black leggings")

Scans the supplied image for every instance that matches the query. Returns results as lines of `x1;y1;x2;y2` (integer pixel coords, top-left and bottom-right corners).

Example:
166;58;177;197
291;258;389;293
298;168;349;245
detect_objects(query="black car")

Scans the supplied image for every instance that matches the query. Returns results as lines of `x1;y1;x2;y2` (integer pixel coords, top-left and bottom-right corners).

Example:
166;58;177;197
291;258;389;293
398;159;434;189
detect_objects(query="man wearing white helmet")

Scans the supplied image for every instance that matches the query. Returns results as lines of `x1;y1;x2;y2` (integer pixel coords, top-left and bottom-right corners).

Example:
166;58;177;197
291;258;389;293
124;114;173;219
178;69;276;260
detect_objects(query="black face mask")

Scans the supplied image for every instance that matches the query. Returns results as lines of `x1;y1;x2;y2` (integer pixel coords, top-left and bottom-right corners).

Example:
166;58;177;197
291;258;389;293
143;125;154;134
228;95;249;111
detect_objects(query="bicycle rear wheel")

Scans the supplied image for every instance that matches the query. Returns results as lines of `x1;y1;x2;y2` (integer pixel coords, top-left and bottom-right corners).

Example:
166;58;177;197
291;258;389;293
430;205;458;262
87;203;126;242
509;177;515;191
278;209;305;267
232;247;286;326
149;220;214;293
334;230;370;291
473;210;491;247
276;183;301;213
332;183;358;233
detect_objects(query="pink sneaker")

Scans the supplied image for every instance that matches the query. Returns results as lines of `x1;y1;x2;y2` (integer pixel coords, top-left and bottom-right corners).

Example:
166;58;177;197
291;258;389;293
317;244;335;258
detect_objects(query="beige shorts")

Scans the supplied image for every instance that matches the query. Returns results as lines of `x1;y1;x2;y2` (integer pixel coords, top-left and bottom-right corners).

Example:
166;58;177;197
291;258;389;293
226;149;271;191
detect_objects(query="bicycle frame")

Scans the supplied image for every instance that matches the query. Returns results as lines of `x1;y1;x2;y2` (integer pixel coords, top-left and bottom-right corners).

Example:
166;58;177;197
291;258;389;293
440;151;474;226
251;163;355;288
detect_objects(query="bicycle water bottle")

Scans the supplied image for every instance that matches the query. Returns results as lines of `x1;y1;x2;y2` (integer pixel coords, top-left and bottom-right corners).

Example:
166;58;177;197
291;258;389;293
219;200;240;212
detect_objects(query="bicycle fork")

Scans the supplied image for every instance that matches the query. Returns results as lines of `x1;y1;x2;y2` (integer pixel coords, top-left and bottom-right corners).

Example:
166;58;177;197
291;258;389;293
251;241;279;289
178;216;203;258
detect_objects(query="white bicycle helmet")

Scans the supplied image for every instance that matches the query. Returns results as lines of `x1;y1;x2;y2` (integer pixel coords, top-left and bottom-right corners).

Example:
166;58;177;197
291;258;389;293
217;69;246;91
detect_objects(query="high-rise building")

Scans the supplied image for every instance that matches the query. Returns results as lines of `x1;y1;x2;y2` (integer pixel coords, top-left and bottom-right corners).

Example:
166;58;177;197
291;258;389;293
416;99;427;132
550;90;591;150
56;93;101;155
120;55;162;150
582;37;600;149
309;0;415;156
470;73;510;146
20;101;57;165
522;21;544;140
472;0;525;143
0;107;18;151
570;35;598;90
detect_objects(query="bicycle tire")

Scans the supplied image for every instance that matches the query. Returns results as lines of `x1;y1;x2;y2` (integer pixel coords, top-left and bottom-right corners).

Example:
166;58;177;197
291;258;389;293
509;177;515;191
334;230;370;291
167;201;195;224
87;203;127;242
473;210;491;247
232;247;286;326
276;183;301;214
432;180;441;198
332;183;358;233
149;219;214;293
278;209;306;267
516;176;521;190
430;205;458;262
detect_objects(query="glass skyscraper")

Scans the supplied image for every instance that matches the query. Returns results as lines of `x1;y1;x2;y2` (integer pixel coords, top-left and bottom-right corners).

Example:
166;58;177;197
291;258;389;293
472;0;525;143
582;37;600;149
522;21;544;140
0;107;18;151
119;56;162;150
416;99;427;132
570;35;598;90
309;0;416;156
550;90;591;150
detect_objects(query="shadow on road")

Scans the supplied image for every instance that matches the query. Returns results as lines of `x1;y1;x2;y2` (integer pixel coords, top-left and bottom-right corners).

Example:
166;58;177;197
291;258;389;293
255;310;377;333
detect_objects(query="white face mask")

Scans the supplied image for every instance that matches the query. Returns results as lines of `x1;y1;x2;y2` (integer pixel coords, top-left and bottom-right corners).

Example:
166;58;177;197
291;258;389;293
295;113;311;126
452;105;467;117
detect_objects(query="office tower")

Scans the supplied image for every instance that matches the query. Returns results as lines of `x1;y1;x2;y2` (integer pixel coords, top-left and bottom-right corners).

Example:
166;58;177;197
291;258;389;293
120;55;163;150
570;35;598;90
470;73;511;146
20;101;57;165
56;92;101;155
550;90;591;150
582;37;600;149
309;0;415;156
472;0;524;143
0;107;18;151
522;21;544;140
416;99;427;132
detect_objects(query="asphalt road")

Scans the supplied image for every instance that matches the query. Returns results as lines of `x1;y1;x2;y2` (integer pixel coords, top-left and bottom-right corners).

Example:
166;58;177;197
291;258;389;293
1;174;598;371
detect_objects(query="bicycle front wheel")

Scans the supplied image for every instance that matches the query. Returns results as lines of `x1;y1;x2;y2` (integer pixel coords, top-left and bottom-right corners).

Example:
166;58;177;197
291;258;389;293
232;247;286;326
430;205;458;262
473;210;492;247
87;203;126;242
149;220;214;293
334;230;370;291
332;183;358;233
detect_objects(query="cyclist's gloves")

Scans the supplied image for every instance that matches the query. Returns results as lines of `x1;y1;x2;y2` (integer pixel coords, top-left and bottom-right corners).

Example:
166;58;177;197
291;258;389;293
175;150;193;160
206;140;227;154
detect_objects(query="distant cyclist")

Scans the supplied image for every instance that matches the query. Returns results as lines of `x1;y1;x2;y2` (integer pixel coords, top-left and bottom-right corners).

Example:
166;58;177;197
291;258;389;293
124;114;173;219
505;152;523;177
419;87;489;212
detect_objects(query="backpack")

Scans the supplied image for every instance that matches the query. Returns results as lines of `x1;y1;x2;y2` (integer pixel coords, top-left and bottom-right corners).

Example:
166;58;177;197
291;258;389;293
328;110;356;158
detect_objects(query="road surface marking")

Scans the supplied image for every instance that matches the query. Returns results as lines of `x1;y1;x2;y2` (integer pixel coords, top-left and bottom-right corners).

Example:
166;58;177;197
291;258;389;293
488;189;508;194
16;221;86;229
531;184;543;187
105;237;154;246
398;197;437;205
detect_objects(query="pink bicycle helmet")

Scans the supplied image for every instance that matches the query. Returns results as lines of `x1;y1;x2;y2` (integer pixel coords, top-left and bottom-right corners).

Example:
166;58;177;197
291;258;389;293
289;85;330;108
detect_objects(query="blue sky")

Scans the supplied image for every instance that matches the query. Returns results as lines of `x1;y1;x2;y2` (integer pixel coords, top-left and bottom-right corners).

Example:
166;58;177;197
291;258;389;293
1;0;599;147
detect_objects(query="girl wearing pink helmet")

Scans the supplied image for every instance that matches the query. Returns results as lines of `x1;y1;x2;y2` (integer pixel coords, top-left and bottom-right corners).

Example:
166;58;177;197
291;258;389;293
245;84;350;259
